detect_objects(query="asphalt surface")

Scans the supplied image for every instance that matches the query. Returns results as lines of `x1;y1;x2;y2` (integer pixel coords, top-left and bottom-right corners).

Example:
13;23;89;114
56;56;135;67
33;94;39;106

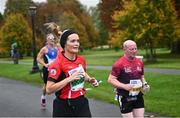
0;77;121;117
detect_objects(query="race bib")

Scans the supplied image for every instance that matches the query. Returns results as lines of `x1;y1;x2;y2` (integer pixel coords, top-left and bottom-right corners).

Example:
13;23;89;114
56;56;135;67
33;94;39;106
68;65;85;91
129;79;142;96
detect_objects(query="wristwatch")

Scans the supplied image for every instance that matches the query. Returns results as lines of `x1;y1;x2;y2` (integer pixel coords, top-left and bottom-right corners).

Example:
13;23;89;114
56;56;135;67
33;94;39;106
143;82;148;86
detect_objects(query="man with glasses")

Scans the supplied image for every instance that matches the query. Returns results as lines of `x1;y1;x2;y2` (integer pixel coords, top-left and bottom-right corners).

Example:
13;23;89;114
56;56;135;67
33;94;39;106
108;40;150;118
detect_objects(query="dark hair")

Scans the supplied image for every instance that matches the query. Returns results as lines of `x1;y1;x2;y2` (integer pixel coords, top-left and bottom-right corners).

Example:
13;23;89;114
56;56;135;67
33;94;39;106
60;29;77;49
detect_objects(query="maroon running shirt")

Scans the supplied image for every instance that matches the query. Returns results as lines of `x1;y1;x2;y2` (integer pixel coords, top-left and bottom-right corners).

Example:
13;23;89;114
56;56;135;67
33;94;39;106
111;56;144;97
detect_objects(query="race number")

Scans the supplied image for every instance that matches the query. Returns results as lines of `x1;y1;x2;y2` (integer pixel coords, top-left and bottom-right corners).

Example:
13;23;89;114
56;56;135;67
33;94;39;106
129;79;142;96
68;65;85;91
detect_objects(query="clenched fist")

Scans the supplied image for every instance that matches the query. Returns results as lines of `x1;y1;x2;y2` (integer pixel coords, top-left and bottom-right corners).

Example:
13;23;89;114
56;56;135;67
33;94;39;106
89;77;99;87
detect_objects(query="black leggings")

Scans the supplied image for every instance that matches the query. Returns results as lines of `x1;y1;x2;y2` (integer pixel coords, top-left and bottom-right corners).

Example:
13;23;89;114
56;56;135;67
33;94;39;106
42;67;48;84
53;96;92;117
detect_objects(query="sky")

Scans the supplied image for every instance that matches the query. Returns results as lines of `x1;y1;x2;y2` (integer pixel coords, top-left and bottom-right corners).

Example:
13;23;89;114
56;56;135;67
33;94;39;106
0;0;99;14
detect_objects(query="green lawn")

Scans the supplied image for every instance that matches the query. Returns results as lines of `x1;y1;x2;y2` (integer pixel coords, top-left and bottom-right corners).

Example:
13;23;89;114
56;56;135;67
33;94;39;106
86;69;180;117
81;48;180;69
0;63;42;86
0;63;179;117
1;48;179;69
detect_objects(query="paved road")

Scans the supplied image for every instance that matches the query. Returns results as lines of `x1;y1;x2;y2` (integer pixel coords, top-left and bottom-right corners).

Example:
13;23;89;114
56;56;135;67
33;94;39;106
0;77;121;117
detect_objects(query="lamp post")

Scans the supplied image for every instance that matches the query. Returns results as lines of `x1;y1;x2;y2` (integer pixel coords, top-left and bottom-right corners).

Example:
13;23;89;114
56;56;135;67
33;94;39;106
29;3;39;73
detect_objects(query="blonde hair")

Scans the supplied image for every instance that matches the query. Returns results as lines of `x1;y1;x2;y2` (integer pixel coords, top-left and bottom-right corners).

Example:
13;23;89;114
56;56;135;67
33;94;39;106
44;22;62;36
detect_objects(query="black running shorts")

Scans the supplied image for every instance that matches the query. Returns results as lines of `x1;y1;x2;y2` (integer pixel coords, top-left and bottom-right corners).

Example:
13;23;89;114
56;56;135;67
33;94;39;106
53;95;92;117
117;94;144;114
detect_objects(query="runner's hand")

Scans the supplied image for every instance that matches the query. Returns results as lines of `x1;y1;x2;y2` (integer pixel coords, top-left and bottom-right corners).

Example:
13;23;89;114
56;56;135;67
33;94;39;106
89;77;99;87
78;71;85;78
45;63;49;68
124;84;134;91
142;83;150;94
69;71;81;82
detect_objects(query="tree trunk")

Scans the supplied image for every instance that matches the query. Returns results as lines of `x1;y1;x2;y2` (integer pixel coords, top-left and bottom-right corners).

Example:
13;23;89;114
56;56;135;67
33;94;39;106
171;41;180;54
146;42;157;62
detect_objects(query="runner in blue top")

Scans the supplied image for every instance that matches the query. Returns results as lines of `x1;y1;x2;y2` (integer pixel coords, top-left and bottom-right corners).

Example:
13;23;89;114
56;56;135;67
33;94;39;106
37;33;58;108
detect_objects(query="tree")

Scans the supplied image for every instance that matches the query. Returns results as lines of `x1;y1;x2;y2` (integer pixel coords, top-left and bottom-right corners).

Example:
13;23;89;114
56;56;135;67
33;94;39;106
36;0;100;49
171;0;180;54
98;0;123;32
111;0;180;61
79;10;100;48
89;6;108;48
0;13;32;56
35;1;61;45
174;0;180;19
58;0;100;48
0;13;3;26
98;0;123;49
4;0;32;18
59;11;90;49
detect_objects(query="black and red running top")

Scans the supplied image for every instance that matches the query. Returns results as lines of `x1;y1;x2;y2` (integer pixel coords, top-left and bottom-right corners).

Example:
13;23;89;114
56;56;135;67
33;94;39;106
111;56;144;97
48;51;86;99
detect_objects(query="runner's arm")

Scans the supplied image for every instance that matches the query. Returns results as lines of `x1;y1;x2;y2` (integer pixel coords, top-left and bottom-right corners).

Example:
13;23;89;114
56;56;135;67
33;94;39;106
84;72;99;87
140;75;150;93
46;71;81;94
37;47;48;68
141;75;148;85
108;74;133;91
46;78;71;95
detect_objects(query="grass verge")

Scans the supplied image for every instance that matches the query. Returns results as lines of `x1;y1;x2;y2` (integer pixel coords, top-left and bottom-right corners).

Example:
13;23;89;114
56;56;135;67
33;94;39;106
0;63;179;116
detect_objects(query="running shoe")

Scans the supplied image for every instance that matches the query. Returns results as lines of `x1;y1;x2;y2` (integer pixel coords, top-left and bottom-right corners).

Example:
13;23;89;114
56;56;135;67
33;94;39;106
41;96;46;109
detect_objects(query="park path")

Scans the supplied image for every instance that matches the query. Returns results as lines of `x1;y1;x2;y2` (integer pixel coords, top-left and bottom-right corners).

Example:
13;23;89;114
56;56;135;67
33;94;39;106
1;60;180;75
0;77;158;117
0;77;121;117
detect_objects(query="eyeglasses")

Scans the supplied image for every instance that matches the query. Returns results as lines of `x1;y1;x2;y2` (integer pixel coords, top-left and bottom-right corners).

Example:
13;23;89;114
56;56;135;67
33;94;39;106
127;48;137;51
47;34;55;40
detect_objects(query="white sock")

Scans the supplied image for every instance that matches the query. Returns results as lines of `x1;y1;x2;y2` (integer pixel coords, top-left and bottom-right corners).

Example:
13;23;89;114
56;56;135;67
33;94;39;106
41;95;46;99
